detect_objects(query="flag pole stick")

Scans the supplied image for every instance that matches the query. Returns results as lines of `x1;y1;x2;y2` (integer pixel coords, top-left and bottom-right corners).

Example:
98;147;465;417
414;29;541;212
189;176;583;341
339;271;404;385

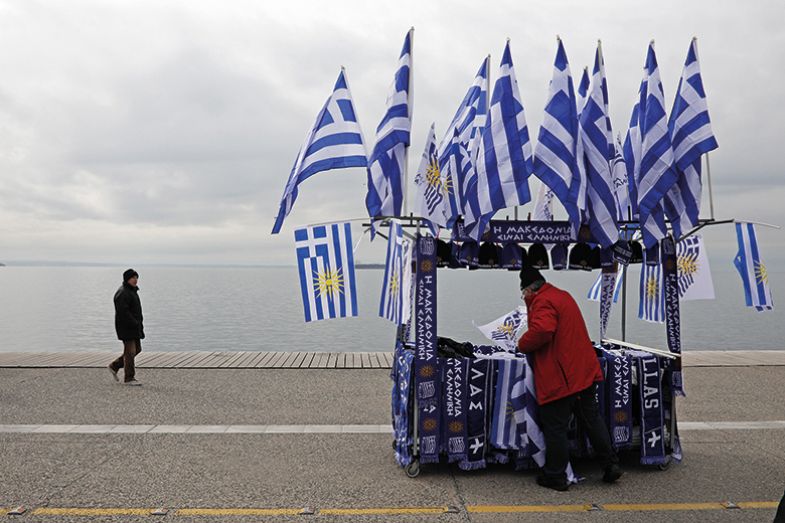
705;152;715;220
403;27;414;217
621;262;627;342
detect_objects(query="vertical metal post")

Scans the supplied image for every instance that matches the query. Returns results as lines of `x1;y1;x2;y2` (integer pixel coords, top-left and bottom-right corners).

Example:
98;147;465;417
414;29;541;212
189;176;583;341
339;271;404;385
621;263;627;342
402;27;414;217
705;152;715;220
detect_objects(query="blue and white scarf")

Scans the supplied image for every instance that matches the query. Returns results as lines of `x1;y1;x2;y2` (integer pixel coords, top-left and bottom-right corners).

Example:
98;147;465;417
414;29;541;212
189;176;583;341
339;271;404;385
662;237;685;395
442;357;468;463
392;345;414;466
460;358;492;471
415;235;440;464
606;351;633;450
637;353;666;465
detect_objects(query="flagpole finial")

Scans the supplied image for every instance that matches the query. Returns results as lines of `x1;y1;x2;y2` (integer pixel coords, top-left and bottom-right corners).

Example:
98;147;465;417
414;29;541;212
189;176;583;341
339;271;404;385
692;35;698;41
650;39;655;46
556;34;561;41
341;65;346;71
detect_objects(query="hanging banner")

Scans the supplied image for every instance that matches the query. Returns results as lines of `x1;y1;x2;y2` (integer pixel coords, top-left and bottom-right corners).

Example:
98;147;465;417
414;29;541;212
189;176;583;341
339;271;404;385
415;234;440;463
662;237;684;395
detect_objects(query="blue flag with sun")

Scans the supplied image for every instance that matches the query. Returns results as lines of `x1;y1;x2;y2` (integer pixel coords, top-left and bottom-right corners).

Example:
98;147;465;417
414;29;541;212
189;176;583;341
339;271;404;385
734;222;774;312
294;222;358;322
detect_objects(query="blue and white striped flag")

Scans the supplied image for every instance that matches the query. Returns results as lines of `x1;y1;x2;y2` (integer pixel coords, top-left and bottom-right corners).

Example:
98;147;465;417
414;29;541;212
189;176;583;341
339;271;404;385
734;223;774;312
622;78;644;221
577;66;590;115
490;359;526;450
413;123;451;235
664;38;719;239
579;43;619;248
441;128;474;228
533;38;582;236
273;70;368;234
294;222;358;322
366;30;413;225
638;259;665;323
638;42;677;249
438;58;490;226
466;40;534;239
379;220;412;325
588;264;625;303
611;134;631;221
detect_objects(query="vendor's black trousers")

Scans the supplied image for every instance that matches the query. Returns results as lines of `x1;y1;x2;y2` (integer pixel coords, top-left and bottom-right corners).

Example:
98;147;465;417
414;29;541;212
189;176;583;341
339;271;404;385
539;383;618;482
109;339;142;382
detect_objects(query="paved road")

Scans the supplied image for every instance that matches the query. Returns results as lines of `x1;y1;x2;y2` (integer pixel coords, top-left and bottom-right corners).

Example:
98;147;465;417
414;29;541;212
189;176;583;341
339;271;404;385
1;366;783;521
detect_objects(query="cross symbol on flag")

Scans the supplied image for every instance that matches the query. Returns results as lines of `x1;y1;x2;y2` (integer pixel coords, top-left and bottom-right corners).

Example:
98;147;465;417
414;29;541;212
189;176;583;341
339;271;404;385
648;430;662;448
469;438;483;454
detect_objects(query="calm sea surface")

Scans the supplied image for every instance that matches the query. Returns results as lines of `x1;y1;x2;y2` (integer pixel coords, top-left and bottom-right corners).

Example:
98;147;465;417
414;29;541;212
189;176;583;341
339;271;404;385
0;265;782;353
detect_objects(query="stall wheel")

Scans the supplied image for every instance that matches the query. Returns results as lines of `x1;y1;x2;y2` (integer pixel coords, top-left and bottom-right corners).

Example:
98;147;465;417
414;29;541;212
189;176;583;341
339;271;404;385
657;455;672;471
405;459;421;478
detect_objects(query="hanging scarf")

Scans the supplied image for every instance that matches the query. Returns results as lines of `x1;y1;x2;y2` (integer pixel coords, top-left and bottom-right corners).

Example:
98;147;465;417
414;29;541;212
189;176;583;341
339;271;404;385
637;354;666;465
392;345;414;467
599;271;617;340
606;351;633;450
662;237;685;396
459;358;492;470
415;235;440;464
442;357;468;463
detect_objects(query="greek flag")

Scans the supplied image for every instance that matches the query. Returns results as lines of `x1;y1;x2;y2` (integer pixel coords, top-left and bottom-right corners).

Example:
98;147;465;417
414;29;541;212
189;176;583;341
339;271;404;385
440;128;474;228
272;70;368;234
639;259;665;323
490;359;526;450
611;135;631;221
294;222;358;322
588;264;625;303
622;78;644;221
366;30;413;224
533;38;582;236
579;43;619;248
379;220;412;325
676;234;714;300
638;42;677;249
664;39;719;239
734;223;774;312
413;123;450;235
466;40;534;238
577;66;590;114
438;57;490;225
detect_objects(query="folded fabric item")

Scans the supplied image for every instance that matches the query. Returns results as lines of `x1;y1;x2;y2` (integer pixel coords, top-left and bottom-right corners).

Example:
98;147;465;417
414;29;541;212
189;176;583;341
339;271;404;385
459;241;479;268
501;243;527;270
478;242;502;268
437;336;475;359
636;352;667;465
569;242;592;270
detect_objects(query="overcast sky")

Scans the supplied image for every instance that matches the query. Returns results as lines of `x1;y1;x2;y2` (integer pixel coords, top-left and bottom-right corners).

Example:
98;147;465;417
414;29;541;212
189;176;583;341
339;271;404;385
0;0;783;266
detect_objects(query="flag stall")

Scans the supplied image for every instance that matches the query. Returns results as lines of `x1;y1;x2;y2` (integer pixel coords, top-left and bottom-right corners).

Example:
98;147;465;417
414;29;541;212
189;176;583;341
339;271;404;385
271;32;779;481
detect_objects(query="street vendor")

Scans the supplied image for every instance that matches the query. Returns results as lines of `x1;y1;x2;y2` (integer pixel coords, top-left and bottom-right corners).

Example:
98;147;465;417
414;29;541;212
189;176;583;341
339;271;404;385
516;266;622;491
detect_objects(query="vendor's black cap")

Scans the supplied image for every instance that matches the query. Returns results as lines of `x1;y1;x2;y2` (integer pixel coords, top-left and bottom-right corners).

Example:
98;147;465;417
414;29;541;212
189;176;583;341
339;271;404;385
436;239;451;268
123;268;139;282
478;241;502;268
550;244;568;270
519;266;546;289
528;243;549;270
501;243;526;270
569;242;592;270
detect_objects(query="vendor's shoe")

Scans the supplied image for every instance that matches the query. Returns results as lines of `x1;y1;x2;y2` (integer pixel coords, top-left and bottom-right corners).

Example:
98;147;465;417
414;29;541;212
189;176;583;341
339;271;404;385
107;365;119;382
603;464;623;483
536;475;569;492
124;379;142;386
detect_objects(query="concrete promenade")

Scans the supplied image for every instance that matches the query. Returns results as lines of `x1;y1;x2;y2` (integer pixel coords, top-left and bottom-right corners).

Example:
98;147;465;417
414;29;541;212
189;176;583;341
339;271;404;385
1;351;784;521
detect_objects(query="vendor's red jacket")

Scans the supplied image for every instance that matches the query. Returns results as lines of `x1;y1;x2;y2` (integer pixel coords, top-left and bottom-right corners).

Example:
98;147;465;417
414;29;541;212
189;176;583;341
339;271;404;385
517;282;603;405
